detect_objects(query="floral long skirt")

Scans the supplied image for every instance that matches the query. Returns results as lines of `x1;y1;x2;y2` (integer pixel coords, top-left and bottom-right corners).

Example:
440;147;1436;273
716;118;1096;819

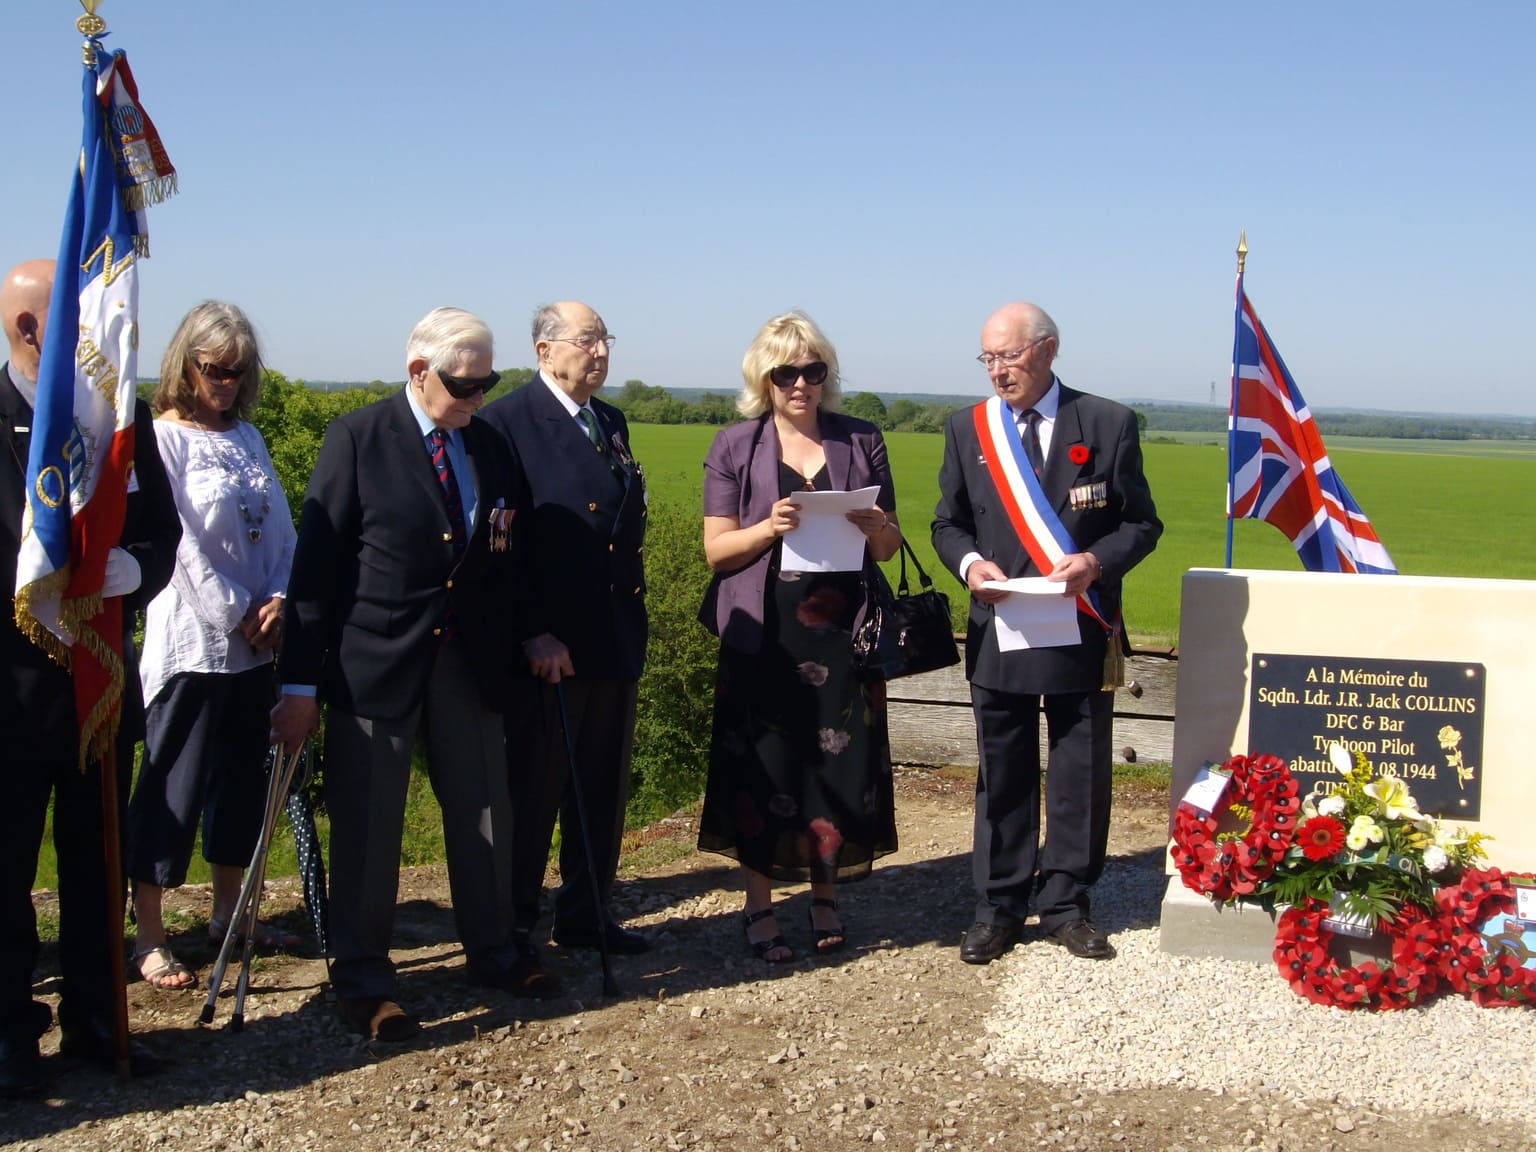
698;565;897;882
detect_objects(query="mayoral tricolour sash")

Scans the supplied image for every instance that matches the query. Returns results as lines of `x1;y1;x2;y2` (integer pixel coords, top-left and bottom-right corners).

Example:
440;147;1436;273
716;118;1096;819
971;396;1115;634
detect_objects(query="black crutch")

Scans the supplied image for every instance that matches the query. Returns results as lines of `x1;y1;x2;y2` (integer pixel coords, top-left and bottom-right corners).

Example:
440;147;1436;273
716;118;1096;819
199;740;306;1030
553;682;620;997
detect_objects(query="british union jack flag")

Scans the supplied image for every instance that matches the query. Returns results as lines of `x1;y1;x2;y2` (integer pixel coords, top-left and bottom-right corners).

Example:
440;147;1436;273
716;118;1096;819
1227;289;1396;574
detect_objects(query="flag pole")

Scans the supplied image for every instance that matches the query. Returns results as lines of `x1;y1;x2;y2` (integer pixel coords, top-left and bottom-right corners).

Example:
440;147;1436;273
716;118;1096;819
1225;231;1248;569
74;0;133;1081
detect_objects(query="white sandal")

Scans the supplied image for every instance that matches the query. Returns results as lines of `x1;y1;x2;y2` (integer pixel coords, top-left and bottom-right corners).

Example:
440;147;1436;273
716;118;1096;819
132;944;197;990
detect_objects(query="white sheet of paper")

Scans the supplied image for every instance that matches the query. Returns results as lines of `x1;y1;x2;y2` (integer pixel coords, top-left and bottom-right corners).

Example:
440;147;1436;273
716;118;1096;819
1179;765;1232;817
779;486;880;572
980;577;1079;651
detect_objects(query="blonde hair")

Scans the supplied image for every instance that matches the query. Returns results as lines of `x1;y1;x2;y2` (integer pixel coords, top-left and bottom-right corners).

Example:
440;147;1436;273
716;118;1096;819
737;310;841;418
154;301;264;420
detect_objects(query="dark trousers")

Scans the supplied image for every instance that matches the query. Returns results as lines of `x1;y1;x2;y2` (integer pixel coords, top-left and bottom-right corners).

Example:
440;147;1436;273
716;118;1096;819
970;685;1113;932
128;666;274;888
0;716;138;1044
505;678;636;937
324;638;517;1001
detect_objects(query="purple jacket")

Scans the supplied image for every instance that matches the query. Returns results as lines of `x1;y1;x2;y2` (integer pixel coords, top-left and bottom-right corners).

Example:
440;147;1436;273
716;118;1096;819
699;410;896;654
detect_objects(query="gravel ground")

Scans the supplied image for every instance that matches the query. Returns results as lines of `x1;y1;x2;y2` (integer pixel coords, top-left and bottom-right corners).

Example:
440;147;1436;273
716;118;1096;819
984;859;1536;1127
6;766;1533;1152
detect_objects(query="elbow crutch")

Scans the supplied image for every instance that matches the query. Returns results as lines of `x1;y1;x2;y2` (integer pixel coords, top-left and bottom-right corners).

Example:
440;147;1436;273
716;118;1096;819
199;740;307;1031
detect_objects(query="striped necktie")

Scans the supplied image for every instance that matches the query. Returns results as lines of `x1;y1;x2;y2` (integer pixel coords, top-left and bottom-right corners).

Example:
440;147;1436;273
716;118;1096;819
427;428;467;558
1020;408;1045;477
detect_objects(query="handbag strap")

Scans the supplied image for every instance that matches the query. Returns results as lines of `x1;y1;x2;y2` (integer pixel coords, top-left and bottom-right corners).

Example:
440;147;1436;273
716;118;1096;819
894;536;935;596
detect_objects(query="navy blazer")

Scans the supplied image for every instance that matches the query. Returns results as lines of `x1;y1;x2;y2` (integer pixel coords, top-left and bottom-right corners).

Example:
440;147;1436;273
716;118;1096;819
699;410;896;655
477;376;648;681
932;383;1161;694
280;388;531;720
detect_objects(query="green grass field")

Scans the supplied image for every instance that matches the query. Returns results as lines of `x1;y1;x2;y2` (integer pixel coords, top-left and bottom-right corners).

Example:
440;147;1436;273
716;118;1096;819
636;424;1536;647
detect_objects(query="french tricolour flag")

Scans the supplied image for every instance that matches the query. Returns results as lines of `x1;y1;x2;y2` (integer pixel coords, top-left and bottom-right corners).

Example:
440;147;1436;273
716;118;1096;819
14;44;174;765
1227;287;1396;575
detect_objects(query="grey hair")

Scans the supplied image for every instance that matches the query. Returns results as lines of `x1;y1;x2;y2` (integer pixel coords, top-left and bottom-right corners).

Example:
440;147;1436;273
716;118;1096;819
405;306;494;373
154;300;264;420
530;303;565;345
1024;306;1060;352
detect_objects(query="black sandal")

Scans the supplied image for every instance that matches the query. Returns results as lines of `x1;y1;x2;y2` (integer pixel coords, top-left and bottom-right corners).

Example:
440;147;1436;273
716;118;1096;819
742;907;794;963
808;897;845;955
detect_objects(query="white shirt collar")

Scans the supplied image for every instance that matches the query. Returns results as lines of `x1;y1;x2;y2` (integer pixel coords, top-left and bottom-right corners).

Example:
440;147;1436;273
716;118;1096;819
540;370;594;421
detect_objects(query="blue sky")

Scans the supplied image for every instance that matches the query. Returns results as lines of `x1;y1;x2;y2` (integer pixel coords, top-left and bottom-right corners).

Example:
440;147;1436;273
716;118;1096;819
4;2;1532;415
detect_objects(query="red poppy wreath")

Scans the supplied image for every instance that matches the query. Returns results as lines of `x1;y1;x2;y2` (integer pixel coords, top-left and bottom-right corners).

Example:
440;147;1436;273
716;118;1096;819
1170;753;1300;901
1434;868;1536;1007
1273;899;1442;1010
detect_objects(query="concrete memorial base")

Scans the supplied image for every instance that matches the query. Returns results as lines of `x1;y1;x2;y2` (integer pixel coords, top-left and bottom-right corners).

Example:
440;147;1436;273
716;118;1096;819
1158;568;1536;961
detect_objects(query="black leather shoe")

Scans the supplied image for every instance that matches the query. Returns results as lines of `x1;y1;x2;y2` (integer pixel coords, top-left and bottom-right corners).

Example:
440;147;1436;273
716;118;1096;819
552;921;650;955
0;1039;45;1098
959;921;1020;965
470;954;563;1001
337;997;419;1042
1045;918;1114;960
58;1018;166;1076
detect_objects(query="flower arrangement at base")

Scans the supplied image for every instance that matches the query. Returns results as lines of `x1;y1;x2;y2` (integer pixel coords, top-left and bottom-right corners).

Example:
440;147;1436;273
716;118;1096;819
1255;745;1488;930
1170;753;1299;901
1273;898;1441;1010
1433;868;1536;1007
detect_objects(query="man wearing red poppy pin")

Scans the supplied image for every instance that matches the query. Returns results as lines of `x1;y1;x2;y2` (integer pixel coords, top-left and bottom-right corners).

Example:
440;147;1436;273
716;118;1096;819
933;302;1161;964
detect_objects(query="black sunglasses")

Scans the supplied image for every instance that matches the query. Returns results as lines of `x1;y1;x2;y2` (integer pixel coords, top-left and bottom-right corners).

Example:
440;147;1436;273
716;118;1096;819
769;362;829;389
437;368;500;400
195;360;245;382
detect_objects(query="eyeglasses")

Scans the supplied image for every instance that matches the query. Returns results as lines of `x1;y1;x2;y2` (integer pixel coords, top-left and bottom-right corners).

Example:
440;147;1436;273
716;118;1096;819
769;362;829;389
195;360;245;382
437;368;500;400
549;334;616;353
976;336;1047;368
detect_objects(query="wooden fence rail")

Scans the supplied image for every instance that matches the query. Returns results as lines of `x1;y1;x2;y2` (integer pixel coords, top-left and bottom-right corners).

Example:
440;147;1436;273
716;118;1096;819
886;648;1178;768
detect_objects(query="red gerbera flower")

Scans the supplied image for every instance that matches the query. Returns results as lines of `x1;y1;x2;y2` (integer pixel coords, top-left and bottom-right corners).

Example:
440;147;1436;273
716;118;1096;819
1297;815;1346;862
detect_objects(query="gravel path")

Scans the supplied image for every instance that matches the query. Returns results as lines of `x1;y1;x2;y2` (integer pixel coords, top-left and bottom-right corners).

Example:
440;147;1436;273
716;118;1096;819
7;768;1533;1152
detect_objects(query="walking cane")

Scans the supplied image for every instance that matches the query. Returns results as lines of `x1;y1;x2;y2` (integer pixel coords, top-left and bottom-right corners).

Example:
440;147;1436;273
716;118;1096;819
552;682;620;997
199;740;306;1031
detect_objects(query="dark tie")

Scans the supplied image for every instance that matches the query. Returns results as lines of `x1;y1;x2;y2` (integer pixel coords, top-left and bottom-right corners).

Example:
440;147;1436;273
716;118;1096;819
578;407;625;481
1020;408;1045;477
427;428;467;558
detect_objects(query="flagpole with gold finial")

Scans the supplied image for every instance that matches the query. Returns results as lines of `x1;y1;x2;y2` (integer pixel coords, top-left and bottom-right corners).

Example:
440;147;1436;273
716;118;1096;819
1225;231;1248;568
72;0;135;1082
77;0;106;63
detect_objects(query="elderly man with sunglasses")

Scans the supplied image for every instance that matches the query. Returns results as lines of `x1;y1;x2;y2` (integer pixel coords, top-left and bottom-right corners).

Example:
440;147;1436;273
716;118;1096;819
477;301;650;980
270;307;543;1040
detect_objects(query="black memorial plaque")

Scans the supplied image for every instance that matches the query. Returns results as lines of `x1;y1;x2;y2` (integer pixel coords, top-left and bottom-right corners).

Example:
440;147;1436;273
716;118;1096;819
1248;654;1484;819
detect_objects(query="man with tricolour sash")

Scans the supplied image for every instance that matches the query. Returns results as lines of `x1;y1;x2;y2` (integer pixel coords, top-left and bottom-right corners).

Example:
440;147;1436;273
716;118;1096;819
932;302;1161;965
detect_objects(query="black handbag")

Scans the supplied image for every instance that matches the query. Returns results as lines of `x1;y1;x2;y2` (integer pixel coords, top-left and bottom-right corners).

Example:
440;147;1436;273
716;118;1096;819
851;538;960;681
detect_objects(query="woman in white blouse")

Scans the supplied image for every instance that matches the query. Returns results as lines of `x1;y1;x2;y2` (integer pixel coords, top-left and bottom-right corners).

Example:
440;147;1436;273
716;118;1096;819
126;302;296;990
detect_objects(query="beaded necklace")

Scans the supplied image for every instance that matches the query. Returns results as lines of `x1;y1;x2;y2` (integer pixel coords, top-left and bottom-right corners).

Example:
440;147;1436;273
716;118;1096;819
193;419;271;543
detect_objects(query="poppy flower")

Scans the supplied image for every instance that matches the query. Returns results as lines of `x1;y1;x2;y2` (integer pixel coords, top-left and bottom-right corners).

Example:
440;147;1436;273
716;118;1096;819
1297;815;1346;861
1068;444;1090;465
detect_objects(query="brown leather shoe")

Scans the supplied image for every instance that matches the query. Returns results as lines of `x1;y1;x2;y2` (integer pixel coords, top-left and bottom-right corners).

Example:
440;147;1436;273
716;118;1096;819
338;997;418;1042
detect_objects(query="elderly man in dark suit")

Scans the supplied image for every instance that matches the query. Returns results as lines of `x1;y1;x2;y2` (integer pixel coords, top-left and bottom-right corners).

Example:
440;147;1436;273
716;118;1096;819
932;302;1161;965
270;307;543;1041
2;258;180;1093
477;301;648;974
